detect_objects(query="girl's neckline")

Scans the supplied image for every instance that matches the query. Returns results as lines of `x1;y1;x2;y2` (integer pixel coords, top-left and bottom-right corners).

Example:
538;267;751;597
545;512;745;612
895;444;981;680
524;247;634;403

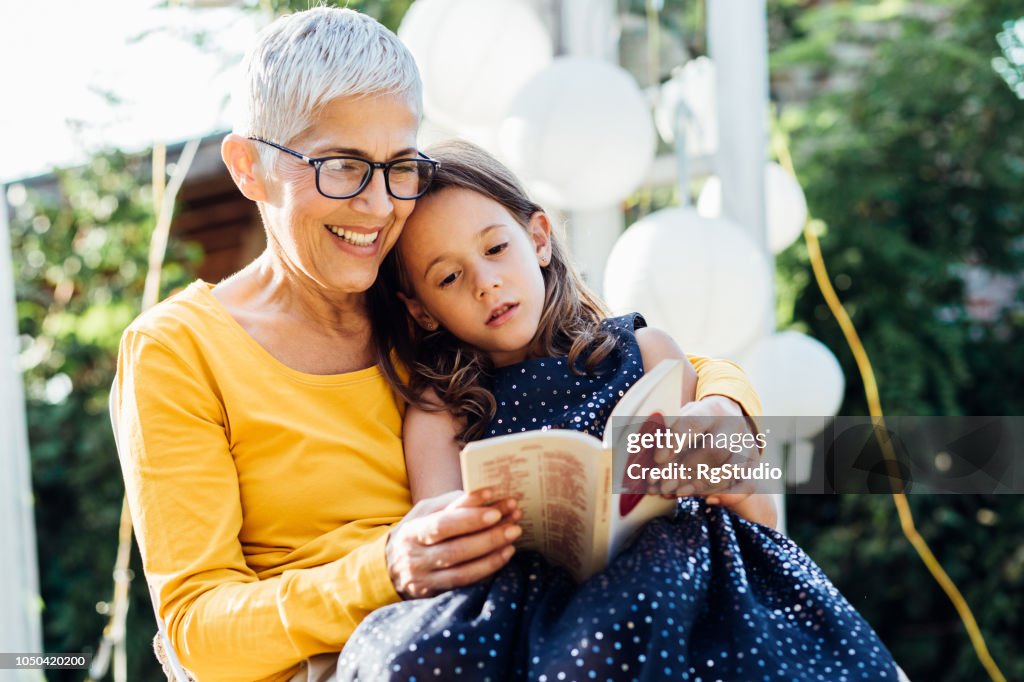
190;280;383;387
492;355;566;374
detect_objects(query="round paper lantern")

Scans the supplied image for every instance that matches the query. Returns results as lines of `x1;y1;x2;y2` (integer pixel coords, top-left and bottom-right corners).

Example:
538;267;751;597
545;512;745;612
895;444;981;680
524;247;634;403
697;162;809;254
741;331;845;438
603;207;771;356
417;117;502;159
399;0;553;130
654;56;717;156
499;57;656;210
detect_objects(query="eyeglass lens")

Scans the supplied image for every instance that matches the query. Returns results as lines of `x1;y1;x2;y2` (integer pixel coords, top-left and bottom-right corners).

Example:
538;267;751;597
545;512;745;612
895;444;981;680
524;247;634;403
318;158;435;199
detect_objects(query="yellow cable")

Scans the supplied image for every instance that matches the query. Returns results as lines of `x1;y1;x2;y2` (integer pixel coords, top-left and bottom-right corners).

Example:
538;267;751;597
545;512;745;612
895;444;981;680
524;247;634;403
773;133;1006;682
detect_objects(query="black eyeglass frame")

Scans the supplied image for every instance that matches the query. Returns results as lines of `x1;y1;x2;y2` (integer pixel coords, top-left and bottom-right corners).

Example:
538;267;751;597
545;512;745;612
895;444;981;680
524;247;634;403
248;136;440;200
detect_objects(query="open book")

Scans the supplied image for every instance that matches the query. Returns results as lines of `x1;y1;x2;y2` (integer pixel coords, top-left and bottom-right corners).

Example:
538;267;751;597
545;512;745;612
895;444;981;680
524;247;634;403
460;359;684;582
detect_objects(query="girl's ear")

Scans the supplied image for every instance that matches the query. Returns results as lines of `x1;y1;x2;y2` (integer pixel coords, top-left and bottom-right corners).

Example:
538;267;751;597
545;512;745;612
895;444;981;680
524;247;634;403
396;291;440;331
527;211;553;267
221;133;268;202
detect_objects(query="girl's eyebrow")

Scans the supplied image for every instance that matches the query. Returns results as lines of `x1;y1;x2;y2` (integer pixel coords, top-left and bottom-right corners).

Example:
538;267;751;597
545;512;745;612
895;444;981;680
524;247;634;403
422;224;505;278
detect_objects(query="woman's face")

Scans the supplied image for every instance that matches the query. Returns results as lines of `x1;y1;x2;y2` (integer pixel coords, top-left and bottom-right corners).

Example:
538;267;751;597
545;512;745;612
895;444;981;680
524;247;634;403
398;188;551;367
260;93;420;296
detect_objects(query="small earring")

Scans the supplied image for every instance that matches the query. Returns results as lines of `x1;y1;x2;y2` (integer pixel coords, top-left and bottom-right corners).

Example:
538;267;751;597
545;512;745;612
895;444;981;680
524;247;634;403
424;320;437;331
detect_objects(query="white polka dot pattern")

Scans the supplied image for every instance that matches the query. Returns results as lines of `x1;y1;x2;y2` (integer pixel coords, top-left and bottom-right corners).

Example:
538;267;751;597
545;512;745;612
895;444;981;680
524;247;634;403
336;314;899;681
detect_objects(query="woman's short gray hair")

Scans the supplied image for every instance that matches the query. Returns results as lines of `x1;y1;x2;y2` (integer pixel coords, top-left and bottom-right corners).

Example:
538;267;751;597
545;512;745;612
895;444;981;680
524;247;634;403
235;6;422;168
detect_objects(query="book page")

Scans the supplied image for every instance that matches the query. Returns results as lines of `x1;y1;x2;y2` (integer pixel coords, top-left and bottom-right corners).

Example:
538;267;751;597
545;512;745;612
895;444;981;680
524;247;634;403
603;360;684;562
461;430;605;581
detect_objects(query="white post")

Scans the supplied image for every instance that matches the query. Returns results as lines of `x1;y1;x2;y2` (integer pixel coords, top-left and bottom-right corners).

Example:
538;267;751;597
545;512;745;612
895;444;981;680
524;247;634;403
560;0;621;295
707;0;769;249
0;185;45;674
706;0;785;530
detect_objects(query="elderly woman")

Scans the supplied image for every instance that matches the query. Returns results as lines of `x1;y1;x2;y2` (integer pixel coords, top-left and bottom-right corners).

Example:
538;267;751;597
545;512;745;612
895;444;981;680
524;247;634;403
114;7;767;682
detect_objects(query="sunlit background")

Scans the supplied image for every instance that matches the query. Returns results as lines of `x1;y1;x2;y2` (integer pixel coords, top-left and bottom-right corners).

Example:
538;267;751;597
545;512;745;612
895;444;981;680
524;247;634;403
1;1;1022;680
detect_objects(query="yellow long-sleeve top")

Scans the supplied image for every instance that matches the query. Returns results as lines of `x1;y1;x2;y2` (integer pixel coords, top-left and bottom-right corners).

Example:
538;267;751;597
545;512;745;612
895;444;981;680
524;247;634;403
113;280;761;682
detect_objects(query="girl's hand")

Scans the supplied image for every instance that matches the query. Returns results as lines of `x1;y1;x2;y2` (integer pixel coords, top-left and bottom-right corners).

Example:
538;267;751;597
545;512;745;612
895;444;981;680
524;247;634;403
651;395;762;497
385;488;522;599
707;489;778;529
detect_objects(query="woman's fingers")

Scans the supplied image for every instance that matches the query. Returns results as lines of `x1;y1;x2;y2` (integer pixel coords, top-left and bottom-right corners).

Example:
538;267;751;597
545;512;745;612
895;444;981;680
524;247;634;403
404;544;518;598
405;490;465;518
387;489;523;599
390;515;522;599
420;516;522;570
445;487;494;510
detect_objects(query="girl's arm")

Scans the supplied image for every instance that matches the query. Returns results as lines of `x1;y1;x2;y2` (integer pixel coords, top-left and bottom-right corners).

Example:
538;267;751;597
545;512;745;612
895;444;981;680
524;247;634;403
634;326;699;406
635;327;777;529
404;391;466;503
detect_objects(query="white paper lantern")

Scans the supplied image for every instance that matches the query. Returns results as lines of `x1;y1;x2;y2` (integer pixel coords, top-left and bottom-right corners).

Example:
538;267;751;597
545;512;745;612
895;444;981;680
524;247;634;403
654;56;717;156
697;162;809;254
603;207;771;356
398;0;553;130
417;117;502;160
741;331;845;438
499;57;656;210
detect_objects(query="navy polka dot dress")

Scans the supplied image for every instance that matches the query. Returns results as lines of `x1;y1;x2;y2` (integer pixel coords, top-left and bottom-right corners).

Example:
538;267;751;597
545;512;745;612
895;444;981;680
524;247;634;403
337;315;900;681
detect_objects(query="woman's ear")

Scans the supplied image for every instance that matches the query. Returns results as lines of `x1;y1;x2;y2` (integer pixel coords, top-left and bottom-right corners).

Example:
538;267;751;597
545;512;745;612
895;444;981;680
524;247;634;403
221;133;268;202
527;211;553;267
396;291;440;331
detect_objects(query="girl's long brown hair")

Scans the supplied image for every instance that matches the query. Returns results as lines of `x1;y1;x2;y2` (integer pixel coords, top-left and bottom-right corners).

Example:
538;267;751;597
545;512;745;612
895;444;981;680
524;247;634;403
371;140;617;442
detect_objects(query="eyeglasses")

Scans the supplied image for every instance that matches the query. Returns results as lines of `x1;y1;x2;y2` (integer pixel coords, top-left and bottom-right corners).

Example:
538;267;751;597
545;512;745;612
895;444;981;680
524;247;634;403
248;137;440;200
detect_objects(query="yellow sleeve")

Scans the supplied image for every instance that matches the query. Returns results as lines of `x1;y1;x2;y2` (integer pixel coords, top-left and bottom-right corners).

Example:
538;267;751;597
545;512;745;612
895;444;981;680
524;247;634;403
686;354;763;417
114;330;399;682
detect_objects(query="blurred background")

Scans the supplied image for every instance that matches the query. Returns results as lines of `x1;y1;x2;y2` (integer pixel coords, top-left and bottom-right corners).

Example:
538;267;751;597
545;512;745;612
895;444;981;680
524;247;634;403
1;0;1022;680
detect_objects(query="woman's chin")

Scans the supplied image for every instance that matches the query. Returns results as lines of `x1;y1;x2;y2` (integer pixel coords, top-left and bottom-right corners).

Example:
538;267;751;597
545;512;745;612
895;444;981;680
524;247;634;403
327;269;379;296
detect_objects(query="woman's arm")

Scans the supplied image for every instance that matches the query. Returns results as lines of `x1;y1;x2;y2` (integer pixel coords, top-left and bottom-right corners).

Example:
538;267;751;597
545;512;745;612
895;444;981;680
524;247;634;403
403;394;466;503
119;323;522;680
116;329;400;681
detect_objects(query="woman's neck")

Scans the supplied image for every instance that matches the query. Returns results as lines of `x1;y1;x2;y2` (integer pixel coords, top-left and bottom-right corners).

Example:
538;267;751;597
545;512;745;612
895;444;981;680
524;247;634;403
223;250;369;336
210;250;377;375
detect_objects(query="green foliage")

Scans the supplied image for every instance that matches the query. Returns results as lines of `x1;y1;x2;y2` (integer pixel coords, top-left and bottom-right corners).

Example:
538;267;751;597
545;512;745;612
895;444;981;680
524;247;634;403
788;495;1024;681
771;1;1024;679
13;2;1023;680
10;151;199;681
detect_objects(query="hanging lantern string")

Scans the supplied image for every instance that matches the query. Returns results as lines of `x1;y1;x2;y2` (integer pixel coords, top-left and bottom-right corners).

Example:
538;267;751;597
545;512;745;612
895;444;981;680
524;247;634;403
771;124;1006;682
90;138;200;682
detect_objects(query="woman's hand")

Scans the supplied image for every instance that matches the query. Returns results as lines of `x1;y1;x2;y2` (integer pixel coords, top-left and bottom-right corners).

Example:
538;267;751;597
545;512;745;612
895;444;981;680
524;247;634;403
386;488;522;599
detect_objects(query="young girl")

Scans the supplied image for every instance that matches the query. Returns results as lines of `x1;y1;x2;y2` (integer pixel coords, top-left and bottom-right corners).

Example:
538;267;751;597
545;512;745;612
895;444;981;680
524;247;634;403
340;141;900;682
376;140;775;526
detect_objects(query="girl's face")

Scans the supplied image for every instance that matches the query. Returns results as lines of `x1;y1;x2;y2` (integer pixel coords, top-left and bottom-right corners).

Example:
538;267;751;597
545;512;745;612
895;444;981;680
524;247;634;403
397;188;552;367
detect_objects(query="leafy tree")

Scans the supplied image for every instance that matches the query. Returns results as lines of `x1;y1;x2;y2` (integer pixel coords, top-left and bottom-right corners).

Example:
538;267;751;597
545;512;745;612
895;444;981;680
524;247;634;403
770;1;1024;679
10;151;199;680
